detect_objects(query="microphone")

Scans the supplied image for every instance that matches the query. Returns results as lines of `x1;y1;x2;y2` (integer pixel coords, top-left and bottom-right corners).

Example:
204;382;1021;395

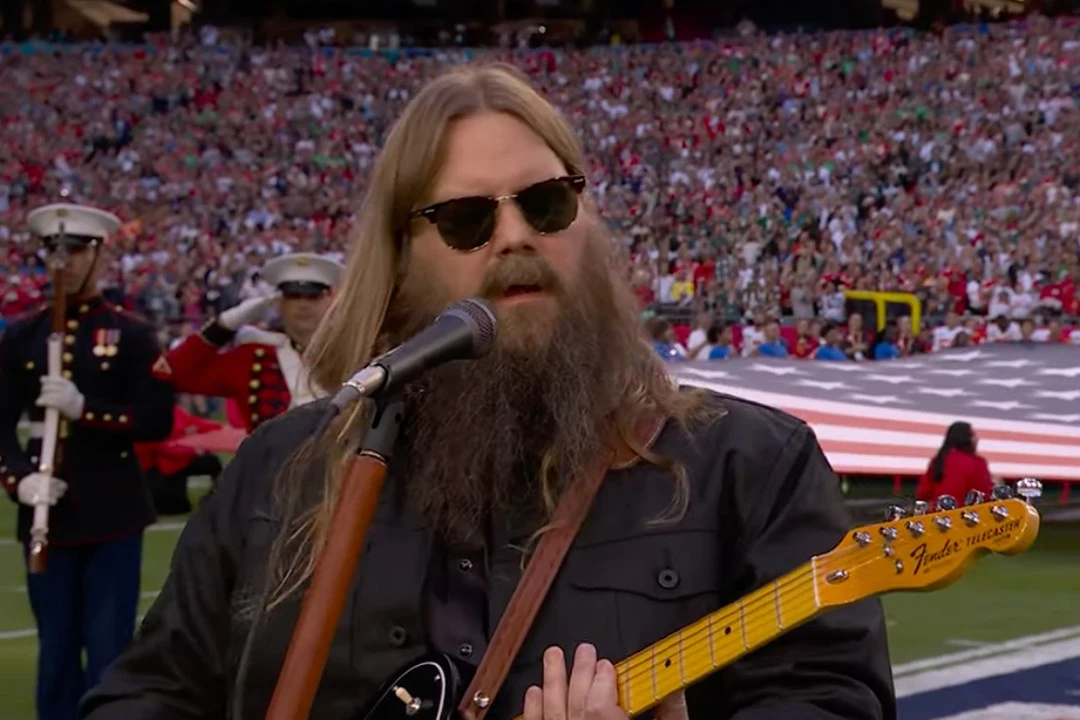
328;297;497;413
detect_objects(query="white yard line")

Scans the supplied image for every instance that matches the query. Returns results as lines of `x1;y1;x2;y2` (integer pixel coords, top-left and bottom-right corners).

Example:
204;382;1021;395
0;629;35;641
892;624;1080;676
896;634;1080;698
944;639;992;649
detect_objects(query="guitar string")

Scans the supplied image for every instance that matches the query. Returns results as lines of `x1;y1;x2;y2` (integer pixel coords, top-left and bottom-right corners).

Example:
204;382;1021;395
641;524;1016;702
614;507;1007;703
612;565;821;697
609;540;914;699
609;548;876;699
613;507;1008;694
614;576;820;708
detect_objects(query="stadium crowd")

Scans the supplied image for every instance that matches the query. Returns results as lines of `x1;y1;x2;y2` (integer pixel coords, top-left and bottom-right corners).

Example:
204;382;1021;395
2;15;1080;359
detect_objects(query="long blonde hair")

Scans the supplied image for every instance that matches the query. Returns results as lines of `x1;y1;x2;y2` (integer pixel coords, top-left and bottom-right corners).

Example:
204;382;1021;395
265;62;709;611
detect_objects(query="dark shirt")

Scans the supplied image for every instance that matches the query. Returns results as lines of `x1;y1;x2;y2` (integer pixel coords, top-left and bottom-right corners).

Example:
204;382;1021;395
81;391;896;720
425;532;490;664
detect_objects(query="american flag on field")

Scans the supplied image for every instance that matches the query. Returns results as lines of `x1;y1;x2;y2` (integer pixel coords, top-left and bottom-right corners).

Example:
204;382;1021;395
669;344;1080;481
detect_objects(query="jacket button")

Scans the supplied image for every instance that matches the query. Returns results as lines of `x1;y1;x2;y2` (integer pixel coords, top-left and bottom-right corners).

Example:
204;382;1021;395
458;643;473;658
458;558;473;572
388;625;408;647
657;569;679;589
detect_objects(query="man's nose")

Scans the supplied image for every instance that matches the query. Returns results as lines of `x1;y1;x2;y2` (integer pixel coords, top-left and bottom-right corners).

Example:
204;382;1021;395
487;199;538;256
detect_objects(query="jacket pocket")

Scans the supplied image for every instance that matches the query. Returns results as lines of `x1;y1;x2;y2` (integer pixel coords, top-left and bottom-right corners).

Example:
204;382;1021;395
565;529;722;603
511;530;723;675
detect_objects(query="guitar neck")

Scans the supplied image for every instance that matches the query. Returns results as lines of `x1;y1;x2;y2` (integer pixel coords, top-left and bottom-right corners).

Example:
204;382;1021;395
613;561;820;717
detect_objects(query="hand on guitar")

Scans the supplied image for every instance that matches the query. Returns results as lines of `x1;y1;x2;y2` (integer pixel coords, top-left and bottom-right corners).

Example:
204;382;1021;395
523;644;688;720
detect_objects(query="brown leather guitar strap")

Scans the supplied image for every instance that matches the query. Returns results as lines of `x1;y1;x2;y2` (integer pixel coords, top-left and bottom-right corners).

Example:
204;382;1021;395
457;412;667;720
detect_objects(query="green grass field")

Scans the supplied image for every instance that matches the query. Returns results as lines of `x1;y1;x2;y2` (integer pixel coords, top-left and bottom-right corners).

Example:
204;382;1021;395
0;489;1076;719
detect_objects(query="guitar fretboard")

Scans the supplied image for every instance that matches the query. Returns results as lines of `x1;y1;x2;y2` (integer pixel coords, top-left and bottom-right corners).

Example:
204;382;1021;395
612;562;820;716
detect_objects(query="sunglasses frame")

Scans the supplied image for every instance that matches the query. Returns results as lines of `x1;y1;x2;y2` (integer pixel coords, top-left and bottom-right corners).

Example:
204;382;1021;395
409;174;588;252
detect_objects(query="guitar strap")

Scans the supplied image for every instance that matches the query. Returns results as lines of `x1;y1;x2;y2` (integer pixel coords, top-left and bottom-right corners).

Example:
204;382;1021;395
457;412;667;720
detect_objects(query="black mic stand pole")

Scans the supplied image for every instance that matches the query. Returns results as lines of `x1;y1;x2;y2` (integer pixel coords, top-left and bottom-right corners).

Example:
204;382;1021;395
265;389;406;720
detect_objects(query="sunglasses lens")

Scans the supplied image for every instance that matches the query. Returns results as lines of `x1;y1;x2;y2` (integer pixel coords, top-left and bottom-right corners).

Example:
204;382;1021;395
433;197;498;251
516;178;581;234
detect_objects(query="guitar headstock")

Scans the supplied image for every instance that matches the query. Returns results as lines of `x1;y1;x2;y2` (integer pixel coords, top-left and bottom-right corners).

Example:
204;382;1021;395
815;480;1042;608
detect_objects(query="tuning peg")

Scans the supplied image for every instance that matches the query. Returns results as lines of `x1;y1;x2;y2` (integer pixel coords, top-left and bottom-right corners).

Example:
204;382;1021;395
1015;478;1043;502
935;495;957;511
965;490;986;506
885;504;906;521
913;500;930;516
991;484;1014;500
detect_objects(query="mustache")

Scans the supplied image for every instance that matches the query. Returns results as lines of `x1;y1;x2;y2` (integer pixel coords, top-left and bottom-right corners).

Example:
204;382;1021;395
478;256;564;298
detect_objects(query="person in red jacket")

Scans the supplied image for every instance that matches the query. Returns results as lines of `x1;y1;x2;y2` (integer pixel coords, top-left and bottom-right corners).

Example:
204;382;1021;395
134;406;224;515
915;421;994;504
152;253;344;432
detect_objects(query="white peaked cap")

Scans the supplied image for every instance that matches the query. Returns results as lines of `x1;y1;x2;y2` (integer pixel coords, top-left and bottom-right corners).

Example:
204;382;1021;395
27;203;122;240
261;252;345;289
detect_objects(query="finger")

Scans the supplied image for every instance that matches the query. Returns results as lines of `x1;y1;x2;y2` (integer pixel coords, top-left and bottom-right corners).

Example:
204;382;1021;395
567;644;597;720
655;692;689;720
523;686;543;720
542;646;568;720
585;659;620;719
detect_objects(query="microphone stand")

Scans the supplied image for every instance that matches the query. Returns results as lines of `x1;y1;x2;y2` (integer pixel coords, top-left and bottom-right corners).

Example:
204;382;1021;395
264;389;406;720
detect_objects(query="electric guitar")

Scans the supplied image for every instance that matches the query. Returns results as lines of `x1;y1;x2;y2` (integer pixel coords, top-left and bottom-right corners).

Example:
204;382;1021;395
359;483;1043;720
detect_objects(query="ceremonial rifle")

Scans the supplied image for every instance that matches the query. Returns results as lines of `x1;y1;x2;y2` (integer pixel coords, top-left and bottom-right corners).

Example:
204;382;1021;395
28;222;69;574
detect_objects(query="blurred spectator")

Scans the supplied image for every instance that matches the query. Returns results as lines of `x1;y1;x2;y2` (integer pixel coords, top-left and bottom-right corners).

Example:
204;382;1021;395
648;316;687;360
916;421;993;504
756;320;789;358
814;323;849;361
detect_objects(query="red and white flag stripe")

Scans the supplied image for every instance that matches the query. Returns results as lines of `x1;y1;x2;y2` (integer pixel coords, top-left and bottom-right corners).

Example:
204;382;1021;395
676;376;1080;481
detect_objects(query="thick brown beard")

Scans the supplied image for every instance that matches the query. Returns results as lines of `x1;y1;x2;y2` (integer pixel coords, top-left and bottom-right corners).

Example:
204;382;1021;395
385;227;647;543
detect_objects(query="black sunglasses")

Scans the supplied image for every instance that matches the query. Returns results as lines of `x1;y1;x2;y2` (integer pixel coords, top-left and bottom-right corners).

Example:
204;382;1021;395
409;175;587;252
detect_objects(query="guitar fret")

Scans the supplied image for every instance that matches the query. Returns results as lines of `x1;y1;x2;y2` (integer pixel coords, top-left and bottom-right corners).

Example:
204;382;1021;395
774;581;783;629
618;663;631;711
707;614;716;668
738;599;748;650
650;642;658;701
611;565;819;717
677;628;686;685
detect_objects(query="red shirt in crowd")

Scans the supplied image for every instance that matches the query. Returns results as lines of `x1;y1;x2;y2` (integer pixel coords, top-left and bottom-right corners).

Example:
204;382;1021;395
915;448;993;504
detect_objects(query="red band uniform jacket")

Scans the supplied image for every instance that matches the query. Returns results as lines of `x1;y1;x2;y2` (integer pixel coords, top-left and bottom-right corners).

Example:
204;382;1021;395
155;322;324;432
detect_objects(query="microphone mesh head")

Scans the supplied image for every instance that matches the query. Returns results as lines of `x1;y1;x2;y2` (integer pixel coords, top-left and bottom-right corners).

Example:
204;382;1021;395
452;297;498;356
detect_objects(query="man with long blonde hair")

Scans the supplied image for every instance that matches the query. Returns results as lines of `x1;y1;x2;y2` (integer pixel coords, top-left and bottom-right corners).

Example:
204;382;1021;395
82;64;895;720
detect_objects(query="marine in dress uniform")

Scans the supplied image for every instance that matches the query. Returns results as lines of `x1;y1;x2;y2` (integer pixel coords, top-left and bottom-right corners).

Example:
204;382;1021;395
153;253;344;432
0;203;175;720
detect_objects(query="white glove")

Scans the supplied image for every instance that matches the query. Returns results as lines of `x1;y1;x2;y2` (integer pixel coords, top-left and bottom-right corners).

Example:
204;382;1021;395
16;473;68;507
36;376;86;421
218;294;279;331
